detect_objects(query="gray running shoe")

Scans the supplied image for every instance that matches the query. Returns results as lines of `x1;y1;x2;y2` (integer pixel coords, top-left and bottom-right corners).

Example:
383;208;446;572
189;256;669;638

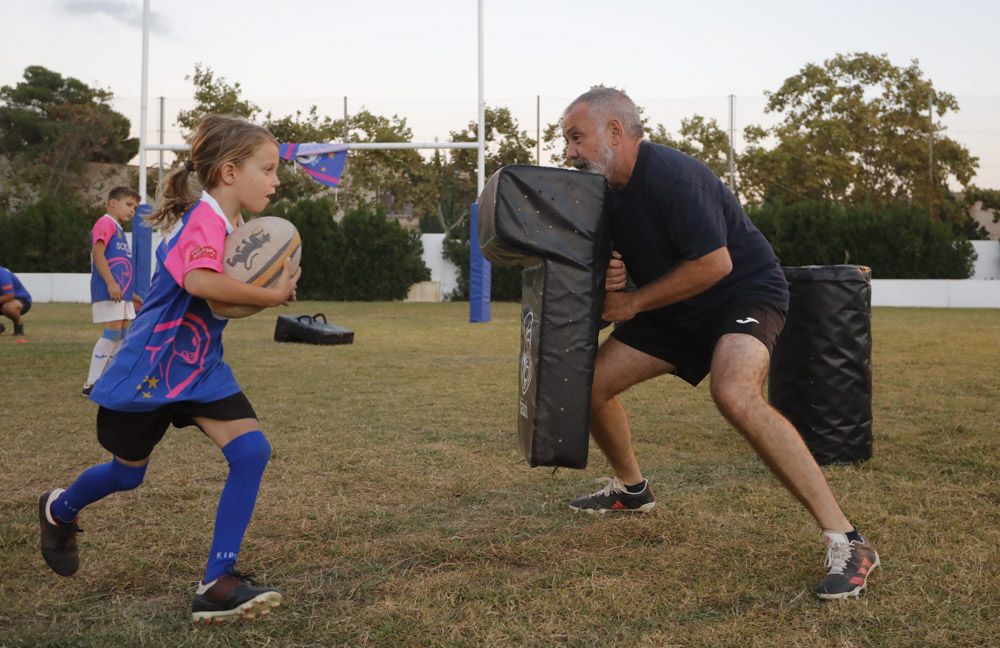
816;531;880;600
569;477;655;514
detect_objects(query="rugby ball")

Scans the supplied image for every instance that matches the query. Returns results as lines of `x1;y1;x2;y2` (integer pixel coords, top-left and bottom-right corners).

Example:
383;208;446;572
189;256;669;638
207;216;302;319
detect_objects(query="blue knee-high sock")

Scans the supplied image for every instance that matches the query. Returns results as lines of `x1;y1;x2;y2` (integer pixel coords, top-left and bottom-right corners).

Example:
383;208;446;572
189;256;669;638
51;459;147;523
203;431;271;583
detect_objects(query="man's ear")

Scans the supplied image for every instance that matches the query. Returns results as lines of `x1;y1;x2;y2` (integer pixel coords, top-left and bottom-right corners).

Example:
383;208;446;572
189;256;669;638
607;119;625;144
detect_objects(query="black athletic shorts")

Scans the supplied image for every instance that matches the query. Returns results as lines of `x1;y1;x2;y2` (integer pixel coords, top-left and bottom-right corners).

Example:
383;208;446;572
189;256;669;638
610;301;787;386
96;392;258;461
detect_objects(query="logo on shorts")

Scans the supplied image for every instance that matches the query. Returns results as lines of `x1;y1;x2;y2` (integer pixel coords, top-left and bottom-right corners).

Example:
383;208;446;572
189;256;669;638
736;317;760;325
190;246;218;261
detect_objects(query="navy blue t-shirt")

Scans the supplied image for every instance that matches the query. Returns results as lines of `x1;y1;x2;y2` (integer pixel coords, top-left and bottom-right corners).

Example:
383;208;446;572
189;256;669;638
608;141;788;330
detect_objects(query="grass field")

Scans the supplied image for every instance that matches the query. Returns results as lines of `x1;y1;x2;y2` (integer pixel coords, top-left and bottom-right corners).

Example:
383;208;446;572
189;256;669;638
1;302;998;647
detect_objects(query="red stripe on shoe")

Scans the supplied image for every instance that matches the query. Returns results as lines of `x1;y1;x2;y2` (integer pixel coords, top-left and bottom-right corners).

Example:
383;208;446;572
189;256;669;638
612;501;625;510
850;576;866;586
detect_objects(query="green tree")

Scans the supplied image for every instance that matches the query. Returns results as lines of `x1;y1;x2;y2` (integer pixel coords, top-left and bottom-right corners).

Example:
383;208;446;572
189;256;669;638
273;198;430;300
0;65;137;199
338;203;430;300
449;106;537;203
748;200;976;278
648;115;731;179
0;191;94;271
339;109;436;219
443;106;536;300
739;52;978;225
175;63;261;130
271;196;347;299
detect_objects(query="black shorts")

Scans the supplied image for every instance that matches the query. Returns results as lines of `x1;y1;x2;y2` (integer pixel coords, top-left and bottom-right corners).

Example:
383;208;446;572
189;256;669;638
96;392;258;461
610;301;787;386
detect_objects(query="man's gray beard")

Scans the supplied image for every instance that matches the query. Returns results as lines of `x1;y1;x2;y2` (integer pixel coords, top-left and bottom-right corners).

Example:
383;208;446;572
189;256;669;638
572;141;614;179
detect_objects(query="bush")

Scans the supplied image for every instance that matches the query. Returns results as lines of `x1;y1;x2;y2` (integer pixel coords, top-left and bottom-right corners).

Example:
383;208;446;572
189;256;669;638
747;201;976;279
272;196;348;300
338;205;430;300
0;193;95;272
275;198;430;300
442;218;522;301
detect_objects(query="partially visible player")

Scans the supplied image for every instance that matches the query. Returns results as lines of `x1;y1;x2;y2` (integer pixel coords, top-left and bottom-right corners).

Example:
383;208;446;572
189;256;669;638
83;186;141;395
0;265;32;339
39;115;300;624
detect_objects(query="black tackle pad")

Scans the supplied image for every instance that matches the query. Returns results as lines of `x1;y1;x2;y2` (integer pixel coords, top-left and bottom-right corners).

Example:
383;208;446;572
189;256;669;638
477;165;611;468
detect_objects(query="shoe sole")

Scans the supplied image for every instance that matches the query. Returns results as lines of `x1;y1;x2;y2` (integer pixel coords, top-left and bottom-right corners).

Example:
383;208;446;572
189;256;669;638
192;591;282;624
569;501;656;514
816;556;881;600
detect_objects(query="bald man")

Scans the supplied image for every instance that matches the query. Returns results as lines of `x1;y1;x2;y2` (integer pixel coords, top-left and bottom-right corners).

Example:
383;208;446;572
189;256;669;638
561;87;878;600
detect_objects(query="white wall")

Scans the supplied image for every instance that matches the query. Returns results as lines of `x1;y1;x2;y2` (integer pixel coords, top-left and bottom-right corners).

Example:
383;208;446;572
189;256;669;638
19;273;92;303
16;239;997;308
419;233;459;300
871;279;999;308
971;240;1000;280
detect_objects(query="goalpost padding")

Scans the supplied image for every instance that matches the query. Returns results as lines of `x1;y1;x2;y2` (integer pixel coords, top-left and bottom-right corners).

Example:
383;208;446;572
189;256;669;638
477;166;611;468
768;265;873;465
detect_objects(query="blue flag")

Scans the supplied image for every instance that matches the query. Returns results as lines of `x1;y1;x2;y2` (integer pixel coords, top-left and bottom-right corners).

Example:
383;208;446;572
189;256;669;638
279;143;349;188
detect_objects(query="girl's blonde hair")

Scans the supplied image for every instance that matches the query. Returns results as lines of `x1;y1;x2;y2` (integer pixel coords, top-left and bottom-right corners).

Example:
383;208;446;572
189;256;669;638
148;114;278;230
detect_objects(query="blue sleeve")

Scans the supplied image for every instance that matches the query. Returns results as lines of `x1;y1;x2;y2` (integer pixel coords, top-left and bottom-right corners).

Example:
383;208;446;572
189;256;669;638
0;268;13;296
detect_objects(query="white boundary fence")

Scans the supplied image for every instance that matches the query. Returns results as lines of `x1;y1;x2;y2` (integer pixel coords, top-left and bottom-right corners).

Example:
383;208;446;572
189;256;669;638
18;239;999;307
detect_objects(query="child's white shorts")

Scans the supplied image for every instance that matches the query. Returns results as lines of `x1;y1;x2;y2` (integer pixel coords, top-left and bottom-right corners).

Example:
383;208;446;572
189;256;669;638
92;300;136;323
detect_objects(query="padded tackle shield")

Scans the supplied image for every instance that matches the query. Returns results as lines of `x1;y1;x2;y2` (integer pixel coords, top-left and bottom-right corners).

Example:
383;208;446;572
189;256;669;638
274;313;354;345
768;265;873;465
477;166;611;468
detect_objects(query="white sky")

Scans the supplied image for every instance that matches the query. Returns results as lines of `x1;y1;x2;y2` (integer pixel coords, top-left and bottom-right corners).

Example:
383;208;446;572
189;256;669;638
2;0;999;187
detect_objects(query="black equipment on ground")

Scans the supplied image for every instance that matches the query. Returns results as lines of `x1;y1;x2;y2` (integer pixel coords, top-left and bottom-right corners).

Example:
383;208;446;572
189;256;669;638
274;313;354;345
769;265;873;465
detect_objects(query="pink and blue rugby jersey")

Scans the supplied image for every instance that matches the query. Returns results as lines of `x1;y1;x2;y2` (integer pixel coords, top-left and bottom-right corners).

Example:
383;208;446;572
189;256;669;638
91;194;243;412
90;215;135;303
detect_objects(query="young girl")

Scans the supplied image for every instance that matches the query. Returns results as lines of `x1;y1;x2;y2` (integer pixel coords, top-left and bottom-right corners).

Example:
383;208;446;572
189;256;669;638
39;115;300;624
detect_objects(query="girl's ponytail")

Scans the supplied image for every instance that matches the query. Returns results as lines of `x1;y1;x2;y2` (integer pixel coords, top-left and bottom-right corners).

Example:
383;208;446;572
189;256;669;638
147;161;200;231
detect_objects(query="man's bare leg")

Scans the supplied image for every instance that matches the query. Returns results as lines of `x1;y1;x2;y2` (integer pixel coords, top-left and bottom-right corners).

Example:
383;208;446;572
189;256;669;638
589;337;673;483
709;333;851;532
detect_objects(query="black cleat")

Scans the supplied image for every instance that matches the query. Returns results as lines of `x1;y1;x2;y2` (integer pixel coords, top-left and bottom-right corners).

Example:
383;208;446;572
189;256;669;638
13;322;24;336
569;477;656;514
39;489;82;577
192;570;282;624
816;531;880;600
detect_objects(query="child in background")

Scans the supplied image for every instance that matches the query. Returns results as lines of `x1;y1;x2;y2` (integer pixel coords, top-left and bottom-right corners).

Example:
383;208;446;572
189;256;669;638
83;186;141;394
0;265;32;340
39;115;300;624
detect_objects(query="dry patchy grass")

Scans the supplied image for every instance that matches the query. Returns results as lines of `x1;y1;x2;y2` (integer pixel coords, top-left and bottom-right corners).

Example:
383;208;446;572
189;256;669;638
0;303;997;647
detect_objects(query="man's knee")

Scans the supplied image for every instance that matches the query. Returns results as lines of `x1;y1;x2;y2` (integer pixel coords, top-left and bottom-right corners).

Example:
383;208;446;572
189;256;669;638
711;378;762;424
